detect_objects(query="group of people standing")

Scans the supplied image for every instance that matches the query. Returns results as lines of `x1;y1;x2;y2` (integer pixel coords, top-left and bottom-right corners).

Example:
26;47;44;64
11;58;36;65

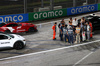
52;17;93;45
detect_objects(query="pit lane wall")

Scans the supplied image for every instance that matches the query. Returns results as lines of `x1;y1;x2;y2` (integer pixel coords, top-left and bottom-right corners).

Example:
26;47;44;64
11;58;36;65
29;4;99;21
67;4;98;16
0;4;100;23
98;3;100;10
0;14;29;23
28;9;67;21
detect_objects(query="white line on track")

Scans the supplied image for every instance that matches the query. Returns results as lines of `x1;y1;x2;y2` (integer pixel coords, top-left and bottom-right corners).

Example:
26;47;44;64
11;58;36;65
73;52;93;66
0;40;100;61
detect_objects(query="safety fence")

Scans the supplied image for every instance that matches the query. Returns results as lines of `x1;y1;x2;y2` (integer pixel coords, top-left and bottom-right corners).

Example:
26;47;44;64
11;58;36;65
0;0;99;15
0;3;100;23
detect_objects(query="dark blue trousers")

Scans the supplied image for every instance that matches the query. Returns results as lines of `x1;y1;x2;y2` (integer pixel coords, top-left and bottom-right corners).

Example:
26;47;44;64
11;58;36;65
68;34;73;44
64;34;69;42
60;34;63;41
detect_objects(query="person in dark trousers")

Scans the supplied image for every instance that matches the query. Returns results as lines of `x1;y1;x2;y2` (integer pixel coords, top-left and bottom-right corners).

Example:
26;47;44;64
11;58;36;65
63;24;68;43
52;22;57;40
58;21;64;37
68;21;74;44
60;23;64;41
58;21;64;29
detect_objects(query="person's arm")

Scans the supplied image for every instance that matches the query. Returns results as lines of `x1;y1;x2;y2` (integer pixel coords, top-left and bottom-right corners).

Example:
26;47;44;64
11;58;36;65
52;26;54;30
60;29;62;34
58;23;60;28
89;26;91;31
75;30;77;34
67;32;68;35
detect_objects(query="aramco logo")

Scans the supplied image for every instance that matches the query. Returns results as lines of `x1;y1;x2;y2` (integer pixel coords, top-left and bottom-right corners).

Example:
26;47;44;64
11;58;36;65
0;15;23;22
33;10;63;19
71;6;95;14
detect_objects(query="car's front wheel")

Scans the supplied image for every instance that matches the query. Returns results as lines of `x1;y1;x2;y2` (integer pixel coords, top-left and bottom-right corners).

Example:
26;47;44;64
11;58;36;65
28;27;38;32
14;41;25;50
29;27;35;32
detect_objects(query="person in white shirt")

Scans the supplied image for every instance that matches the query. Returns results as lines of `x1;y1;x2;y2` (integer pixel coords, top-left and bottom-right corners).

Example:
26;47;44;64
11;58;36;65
72;18;78;42
86;22;91;41
72;18;78;27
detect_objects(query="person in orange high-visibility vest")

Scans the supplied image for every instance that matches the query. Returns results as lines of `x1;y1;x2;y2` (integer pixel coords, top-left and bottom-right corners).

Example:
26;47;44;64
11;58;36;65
52;22;57;40
89;21;93;38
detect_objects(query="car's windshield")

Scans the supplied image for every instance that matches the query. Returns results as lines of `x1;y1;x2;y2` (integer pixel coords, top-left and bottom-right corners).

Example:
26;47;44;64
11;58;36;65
6;34;14;38
0;23;6;27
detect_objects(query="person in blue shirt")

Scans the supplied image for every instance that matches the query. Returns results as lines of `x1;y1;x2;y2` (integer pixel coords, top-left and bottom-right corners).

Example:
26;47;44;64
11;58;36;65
58;21;64;38
63;24;68;43
60;23;64;41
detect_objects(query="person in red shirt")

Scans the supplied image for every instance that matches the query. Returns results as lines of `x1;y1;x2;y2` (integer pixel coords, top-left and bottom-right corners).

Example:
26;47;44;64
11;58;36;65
89;21;93;38
52;22;57;40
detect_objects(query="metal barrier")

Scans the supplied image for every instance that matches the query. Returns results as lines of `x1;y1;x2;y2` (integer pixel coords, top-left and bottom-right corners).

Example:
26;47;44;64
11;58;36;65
0;0;99;15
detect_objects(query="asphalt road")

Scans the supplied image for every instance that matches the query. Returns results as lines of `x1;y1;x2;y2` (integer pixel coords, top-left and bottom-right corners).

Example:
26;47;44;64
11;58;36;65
0;12;100;66
0;41;100;66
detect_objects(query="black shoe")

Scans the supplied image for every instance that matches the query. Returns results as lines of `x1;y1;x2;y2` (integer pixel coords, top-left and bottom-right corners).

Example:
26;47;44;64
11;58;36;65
53;38;56;40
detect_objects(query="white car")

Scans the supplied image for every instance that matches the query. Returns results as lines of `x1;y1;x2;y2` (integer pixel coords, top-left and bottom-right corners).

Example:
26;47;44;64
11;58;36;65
0;33;26;50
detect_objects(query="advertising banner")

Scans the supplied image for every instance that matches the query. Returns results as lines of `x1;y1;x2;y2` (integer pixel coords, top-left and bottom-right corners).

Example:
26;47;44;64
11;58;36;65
0;13;29;23
29;8;67;21
98;3;100;10
67;4;98;15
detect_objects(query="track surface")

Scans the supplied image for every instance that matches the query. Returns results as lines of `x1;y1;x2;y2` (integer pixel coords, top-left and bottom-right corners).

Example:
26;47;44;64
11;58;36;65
0;12;100;66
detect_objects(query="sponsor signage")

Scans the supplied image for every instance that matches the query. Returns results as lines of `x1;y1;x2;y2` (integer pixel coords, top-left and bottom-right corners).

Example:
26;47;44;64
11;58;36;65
29;9;67;21
67;4;98;15
0;14;29;23
98;3;100;10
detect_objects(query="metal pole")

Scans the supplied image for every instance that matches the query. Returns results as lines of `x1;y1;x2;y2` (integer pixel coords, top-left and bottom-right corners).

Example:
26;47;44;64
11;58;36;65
73;0;76;7
50;0;54;10
24;0;27;13
41;0;44;8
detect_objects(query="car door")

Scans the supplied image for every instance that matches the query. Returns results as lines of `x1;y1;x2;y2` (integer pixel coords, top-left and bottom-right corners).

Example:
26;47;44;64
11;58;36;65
96;17;100;29
90;17;100;30
6;23;18;33
0;35;11;48
16;24;26;33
